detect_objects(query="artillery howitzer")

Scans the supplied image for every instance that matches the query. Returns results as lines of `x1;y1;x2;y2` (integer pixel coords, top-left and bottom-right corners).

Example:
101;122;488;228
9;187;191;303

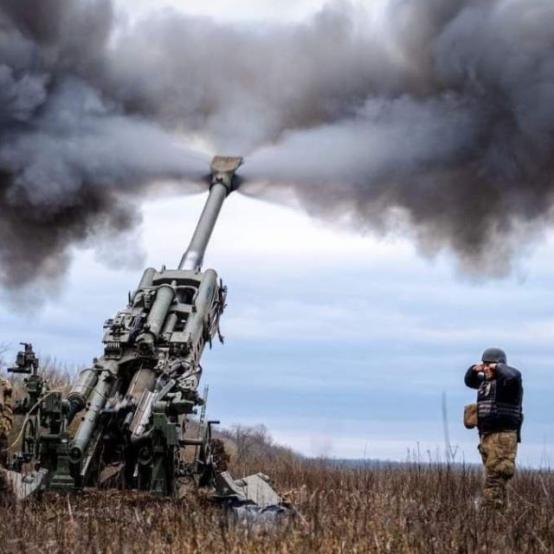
4;157;286;514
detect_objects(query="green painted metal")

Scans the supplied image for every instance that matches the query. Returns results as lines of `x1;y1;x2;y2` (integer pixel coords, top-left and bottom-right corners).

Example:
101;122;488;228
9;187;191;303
5;157;286;514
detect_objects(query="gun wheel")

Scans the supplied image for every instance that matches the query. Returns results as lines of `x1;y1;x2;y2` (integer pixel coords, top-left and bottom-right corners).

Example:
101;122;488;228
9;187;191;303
21;418;39;458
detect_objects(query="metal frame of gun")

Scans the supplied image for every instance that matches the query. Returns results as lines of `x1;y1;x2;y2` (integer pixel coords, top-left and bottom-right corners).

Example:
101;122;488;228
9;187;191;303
8;344;71;485
5;156;288;515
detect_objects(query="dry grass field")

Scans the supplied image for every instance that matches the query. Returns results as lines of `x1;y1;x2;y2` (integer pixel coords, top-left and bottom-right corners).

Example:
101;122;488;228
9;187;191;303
0;456;552;554
0;362;551;553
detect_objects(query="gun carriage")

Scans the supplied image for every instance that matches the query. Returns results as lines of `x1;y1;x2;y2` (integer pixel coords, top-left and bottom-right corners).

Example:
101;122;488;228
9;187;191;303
5;157;284;512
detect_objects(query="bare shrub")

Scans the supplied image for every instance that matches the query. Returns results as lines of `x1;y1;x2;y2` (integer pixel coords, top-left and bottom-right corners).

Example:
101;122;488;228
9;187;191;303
218;424;299;474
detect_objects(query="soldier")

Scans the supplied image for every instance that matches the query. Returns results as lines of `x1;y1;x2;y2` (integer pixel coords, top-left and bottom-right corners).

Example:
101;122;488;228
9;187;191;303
465;347;523;509
0;377;12;466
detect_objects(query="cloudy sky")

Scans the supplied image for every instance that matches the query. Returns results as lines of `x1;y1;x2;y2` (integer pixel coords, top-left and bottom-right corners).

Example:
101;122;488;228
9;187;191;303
1;0;553;467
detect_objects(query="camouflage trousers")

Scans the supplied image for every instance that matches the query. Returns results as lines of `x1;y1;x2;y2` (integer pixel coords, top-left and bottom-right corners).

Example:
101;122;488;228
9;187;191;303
0;379;13;467
478;431;518;509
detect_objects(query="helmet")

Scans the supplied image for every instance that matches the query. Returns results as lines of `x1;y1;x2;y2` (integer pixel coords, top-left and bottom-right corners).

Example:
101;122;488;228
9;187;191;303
481;347;507;364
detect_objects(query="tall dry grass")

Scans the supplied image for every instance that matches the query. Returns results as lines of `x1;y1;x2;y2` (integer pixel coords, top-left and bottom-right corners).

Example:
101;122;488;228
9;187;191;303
1;363;552;553
0;458;552;553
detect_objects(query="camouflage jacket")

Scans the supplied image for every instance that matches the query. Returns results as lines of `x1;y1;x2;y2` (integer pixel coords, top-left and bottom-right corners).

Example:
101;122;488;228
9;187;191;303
0;378;13;437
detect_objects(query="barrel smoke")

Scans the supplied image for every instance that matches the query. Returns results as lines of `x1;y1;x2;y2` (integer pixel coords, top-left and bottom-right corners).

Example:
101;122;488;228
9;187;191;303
0;0;208;286
1;0;554;285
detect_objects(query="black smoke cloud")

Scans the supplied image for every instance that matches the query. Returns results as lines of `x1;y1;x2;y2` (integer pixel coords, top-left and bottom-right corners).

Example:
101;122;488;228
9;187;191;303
242;0;554;275
0;0;208;286
1;0;554;285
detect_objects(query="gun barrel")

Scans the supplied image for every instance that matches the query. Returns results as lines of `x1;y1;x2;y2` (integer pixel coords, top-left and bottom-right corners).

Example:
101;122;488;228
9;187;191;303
178;156;243;271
